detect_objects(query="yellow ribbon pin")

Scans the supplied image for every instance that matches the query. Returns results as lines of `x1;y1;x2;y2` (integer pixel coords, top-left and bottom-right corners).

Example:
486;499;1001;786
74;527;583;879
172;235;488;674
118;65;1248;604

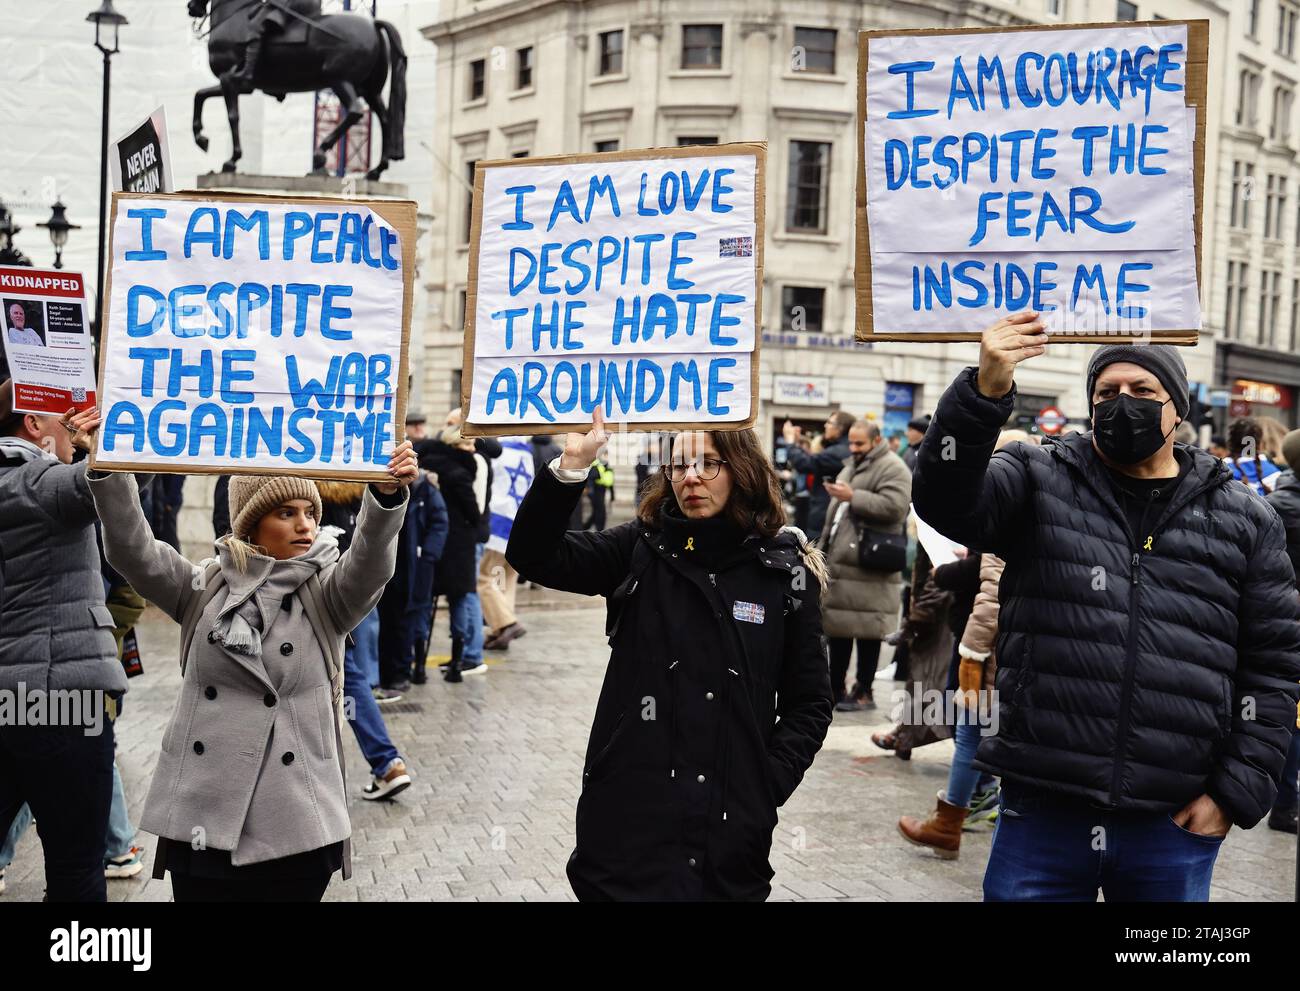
685;537;695;551
1143;536;1153;551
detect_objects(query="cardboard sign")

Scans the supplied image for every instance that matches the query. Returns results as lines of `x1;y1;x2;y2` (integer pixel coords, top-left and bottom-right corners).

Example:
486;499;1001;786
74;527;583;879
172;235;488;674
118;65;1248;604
110;107;174;195
856;20;1207;343
462;143;765;436
0;266;98;415
91;191;416;480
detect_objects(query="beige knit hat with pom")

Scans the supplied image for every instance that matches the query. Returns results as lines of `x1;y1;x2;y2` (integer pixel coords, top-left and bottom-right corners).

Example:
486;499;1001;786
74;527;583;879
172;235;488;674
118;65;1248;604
227;475;324;542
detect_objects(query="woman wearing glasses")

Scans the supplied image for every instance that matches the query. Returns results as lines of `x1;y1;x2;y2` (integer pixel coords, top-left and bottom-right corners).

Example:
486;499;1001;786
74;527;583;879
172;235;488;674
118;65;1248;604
506;410;833;901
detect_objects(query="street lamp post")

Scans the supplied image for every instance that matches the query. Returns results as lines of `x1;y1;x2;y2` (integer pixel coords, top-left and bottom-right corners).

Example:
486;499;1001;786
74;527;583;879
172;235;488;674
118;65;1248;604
87;0;127;340
37;201;81;270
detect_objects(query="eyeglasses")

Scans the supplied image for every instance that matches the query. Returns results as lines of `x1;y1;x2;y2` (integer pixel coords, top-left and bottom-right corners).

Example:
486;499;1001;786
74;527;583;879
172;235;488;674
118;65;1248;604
664;458;728;481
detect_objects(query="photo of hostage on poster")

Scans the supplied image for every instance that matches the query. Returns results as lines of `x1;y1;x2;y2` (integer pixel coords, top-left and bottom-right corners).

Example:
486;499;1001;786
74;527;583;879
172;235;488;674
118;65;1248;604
0;266;98;415
462;143;765;437
90;190;417;481
857;19;1207;342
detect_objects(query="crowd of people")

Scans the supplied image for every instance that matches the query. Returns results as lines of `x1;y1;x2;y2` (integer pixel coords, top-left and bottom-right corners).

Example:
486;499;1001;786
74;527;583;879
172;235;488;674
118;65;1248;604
2;316;1300;902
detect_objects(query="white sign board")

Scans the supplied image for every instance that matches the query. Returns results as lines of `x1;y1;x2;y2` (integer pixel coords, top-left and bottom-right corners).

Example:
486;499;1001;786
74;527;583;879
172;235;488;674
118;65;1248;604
463;144;765;435
860;21;1204;339
772;374;832;406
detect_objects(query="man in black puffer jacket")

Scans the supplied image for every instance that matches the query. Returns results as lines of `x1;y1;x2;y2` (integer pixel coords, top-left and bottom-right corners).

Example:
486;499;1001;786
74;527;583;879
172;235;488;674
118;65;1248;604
913;313;1300;902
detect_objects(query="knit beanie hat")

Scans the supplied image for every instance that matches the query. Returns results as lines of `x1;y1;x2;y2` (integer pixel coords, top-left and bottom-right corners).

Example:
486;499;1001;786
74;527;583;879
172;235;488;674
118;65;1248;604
227;474;324;542
1282;428;1300;470
1085;344;1190;420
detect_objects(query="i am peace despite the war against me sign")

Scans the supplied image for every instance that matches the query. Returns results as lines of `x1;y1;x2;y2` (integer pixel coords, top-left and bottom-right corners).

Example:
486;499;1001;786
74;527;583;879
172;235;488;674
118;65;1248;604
91;191;417;481
857;19;1207;342
461;143;764;436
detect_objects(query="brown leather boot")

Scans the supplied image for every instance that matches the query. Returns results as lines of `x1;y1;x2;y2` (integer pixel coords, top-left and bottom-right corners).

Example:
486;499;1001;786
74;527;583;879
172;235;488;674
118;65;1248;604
898;792;968;860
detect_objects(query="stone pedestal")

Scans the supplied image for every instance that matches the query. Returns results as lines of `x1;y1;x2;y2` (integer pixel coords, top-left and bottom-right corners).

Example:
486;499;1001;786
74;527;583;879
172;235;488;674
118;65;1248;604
174;172;413;564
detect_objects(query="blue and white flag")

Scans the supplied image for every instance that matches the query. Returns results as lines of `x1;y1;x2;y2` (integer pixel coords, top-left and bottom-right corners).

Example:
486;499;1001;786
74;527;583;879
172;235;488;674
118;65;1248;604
488;437;536;553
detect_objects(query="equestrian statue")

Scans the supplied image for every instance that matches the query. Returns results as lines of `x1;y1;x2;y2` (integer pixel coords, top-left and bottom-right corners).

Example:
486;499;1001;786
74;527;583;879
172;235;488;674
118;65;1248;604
187;0;407;180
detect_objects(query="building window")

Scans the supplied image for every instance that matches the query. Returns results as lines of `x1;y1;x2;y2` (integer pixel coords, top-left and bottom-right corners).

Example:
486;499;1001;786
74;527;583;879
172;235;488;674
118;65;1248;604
883;383;920;442
787;141;831;233
1272;84;1294;142
1238;67;1261;126
463;159;478;242
1280;2;1298;56
511;149;530;158
677;136;719;146
781;286;825;333
794;27;836;74
1266;173;1288;238
1116;1;1138;20
1231;161;1255;229
1047;0;1064;14
598;29;624;76
468;59;486;101
458;289;468;330
516;47;534;89
1249;0;1261;37
1226;260;1249;338
682;24;723;69
1261;269;1282;345
594;139;620;153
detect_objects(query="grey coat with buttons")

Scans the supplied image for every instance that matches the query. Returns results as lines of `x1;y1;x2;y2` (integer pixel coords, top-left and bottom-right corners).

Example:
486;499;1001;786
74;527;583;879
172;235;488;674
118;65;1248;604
90;470;406;866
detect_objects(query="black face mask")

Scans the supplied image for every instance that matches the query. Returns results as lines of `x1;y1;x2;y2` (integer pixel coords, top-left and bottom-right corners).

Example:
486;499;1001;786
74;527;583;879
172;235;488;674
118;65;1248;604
1092;394;1173;465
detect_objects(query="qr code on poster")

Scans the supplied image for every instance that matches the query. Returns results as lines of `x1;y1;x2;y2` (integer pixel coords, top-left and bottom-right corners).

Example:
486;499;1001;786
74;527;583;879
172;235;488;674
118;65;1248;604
719;236;753;257
71;388;86;403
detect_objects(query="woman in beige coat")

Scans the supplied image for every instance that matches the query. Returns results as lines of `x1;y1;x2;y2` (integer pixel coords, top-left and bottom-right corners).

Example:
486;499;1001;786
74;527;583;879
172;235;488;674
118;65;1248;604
69;407;417;902
816;419;911;709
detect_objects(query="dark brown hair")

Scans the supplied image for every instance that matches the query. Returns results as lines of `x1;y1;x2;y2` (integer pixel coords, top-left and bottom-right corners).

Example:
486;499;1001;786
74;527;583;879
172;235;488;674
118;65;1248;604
637;429;787;537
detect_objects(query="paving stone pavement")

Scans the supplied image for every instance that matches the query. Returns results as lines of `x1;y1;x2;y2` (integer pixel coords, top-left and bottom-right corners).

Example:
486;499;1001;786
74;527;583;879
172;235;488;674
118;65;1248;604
5;591;1296;902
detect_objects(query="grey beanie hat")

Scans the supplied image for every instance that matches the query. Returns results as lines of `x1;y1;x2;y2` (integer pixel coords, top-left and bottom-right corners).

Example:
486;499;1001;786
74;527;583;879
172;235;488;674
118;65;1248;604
1085;344;1189;420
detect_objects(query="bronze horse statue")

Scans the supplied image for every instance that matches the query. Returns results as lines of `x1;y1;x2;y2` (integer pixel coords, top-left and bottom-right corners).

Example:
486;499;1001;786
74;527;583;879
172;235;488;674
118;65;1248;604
188;0;407;180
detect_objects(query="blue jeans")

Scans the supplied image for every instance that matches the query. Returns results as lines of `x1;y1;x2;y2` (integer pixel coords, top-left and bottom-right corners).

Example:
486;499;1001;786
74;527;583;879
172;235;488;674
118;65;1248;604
1275;725;1300;810
945;719;984;809
345;624;402;776
449;543;486;665
352;606;380;689
105;763;135;859
983;787;1222;902
0;803;33;870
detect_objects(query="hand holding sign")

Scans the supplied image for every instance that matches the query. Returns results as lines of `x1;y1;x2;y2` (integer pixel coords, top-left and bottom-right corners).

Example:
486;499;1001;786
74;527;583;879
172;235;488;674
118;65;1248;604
64;405;102;453
374;439;418;495
561;407;608;471
976;311;1049;399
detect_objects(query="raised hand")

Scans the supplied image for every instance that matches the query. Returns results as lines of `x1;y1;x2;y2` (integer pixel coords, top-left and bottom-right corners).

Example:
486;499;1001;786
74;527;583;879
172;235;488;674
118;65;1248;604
62;406;102;453
375;440;418;494
560;408;608;470
976;311;1049;400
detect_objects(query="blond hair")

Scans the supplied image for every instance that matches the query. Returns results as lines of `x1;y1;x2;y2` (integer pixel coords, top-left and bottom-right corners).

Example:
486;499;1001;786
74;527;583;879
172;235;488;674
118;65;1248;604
219;534;267;574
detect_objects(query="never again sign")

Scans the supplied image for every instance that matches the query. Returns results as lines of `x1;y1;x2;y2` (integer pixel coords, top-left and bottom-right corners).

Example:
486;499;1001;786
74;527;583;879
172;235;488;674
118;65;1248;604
463;144;764;435
857;20;1206;341
92;191;416;479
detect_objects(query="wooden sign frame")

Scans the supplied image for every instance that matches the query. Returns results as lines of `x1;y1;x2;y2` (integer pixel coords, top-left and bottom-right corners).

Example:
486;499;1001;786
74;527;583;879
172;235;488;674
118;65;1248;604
89;189;417;481
461;142;766;437
855;19;1208;344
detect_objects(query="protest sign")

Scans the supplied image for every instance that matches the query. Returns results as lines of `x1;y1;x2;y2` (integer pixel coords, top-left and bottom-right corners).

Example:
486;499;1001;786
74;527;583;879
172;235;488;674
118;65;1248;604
0;266;97;415
856;20;1207;342
461;143;765;437
110;107;174;195
90;190;416;481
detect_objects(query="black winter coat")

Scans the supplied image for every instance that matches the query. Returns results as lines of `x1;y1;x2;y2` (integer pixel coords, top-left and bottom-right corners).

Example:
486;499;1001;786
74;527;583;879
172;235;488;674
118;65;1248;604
1265;470;1300;587
419;442;480;597
507;467;833;901
914;368;1300;828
